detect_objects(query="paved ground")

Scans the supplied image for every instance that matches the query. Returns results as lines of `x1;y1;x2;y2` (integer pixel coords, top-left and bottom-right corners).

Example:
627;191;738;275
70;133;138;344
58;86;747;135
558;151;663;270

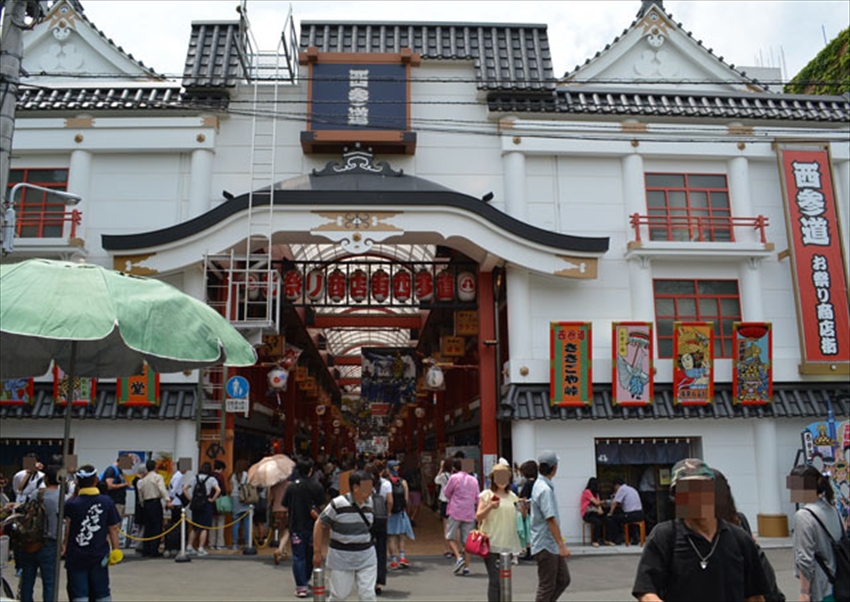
4;545;797;601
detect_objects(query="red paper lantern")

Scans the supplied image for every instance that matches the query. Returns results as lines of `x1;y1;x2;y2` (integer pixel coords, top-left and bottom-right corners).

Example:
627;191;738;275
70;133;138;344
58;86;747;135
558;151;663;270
457;271;476;302
436;270;454;302
350;269;368;302
415;269;434;302
392;269;412;302
371;268;390;302
328;269;346;302
305;269;325;302
283;269;303;301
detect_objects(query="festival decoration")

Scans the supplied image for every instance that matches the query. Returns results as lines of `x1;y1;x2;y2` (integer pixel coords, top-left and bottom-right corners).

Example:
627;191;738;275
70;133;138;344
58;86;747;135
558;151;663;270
612;322;653;406
457;271;476;302
673;322;714;405
53;366;96;406
733;322;772;405
0;378;34;406
392;269;412;302
117;363;159;406
550;322;592;406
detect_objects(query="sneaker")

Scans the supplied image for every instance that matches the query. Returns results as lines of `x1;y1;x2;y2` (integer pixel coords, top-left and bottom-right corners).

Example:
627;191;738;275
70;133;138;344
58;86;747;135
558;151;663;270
461;567;471;576
186;546;197;555
444;551;455;558
389;561;400;570
196;547;209;556
453;557;465;574
399;557;410;568
231;545;240;551
295;587;309;598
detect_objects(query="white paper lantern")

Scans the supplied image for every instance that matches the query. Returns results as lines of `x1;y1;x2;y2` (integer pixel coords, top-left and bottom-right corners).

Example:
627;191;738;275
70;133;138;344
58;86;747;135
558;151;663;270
414;407;425;418
425;365;445;389
268;368;288;390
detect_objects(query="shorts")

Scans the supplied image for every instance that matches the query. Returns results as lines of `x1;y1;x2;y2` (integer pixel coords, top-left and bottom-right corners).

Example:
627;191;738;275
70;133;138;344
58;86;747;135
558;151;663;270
439;501;448;519
445;516;473;543
192;503;213;528
273;510;288;530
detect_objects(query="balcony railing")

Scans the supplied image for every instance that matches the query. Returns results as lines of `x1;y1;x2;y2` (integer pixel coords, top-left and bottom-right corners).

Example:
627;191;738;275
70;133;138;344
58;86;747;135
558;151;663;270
16;209;82;239
629;213;769;244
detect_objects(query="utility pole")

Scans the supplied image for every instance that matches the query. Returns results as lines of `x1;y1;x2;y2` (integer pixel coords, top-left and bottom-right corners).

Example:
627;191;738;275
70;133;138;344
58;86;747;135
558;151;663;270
0;0;28;250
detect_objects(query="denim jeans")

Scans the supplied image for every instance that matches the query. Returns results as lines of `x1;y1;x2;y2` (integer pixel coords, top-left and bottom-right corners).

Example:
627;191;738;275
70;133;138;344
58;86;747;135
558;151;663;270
290;531;313;588
66;564;111;602
18;539;58;602
232;512;248;546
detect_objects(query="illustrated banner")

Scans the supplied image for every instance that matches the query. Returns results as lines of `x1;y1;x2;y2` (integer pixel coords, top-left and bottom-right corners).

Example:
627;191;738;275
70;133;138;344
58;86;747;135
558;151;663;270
732;323;773;405
1;378;34;406
361;348;418;406
777;145;850;374
117;363;159;406
612;322;653;406
550;322;592;407
53;366;96;406
673;322;713;405
801;420;849;523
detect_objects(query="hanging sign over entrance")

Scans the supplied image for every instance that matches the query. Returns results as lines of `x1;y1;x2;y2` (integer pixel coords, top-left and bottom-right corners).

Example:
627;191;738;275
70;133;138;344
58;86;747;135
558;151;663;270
550;322;592;407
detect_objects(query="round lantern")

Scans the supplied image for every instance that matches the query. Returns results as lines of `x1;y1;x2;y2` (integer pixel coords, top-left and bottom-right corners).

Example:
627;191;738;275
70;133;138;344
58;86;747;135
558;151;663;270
327;269;346;303
349;269;368;302
246;273;261;300
305;269;325;302
436;269;454;302
390;427;397;434
283;269;303;302
415;269;434;302
425;365;445;389
457;271;476;302
395;419;403;428
392;269;412;302
333;419;341;428
268;367;288;390
414;407;425;418
334;428;340;435
316;405;327;416
261;272;279;299
371;268;390;303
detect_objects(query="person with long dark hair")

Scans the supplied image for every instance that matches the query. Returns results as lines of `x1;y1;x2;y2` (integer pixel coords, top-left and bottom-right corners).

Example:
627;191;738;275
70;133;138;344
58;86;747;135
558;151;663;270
580;477;605;547
476;463;523;602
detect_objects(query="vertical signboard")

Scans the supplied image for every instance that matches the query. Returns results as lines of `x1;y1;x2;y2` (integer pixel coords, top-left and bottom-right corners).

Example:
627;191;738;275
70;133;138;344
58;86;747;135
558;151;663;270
54;366;96;406
117;363;160;407
777;144;850;374
612;322;653;406
550;322;592;407
673;322;714;405
1;378;34;406
733;323;773;405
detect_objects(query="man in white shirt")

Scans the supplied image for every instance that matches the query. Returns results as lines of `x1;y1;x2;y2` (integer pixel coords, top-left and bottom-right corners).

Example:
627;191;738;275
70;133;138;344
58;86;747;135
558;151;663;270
605;477;644;545
13;453;44;503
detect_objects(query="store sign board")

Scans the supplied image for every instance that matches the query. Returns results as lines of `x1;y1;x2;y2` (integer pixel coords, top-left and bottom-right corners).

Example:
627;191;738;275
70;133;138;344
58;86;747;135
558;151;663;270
612;322;653;406
117;363;160;407
454;310;479;336
777;145;850;374
550;322;592;406
672;322;714;406
732;323;773;405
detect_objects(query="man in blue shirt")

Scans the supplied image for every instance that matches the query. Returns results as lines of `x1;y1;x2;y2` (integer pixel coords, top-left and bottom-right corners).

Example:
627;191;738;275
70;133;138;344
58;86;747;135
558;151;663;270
530;450;571;602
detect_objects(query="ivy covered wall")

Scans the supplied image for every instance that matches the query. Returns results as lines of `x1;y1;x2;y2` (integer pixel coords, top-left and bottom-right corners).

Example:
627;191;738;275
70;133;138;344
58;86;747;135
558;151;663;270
785;28;849;95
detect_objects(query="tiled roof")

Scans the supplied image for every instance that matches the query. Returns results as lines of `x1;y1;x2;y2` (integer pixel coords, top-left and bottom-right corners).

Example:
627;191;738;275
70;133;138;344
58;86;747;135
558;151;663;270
300;21;556;91
487;88;850;122
16;86;229;111
500;383;850;421
182;21;249;89
0;384;198;420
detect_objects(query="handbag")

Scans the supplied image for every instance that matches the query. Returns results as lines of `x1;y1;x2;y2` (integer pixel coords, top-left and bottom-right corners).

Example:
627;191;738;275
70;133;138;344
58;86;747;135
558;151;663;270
215;494;233;514
238;481;259;505
465;529;491;557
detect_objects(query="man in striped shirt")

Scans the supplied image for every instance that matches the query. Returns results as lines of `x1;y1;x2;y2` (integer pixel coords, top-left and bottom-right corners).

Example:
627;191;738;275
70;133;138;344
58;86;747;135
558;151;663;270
313;470;377;601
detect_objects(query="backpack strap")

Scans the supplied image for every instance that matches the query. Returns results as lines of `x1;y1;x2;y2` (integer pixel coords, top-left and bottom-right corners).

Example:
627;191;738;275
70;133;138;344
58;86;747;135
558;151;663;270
804;508;838;583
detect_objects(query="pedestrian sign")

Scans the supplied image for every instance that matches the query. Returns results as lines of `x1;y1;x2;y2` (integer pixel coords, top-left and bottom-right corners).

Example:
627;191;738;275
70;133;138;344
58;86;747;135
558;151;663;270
226;376;249;399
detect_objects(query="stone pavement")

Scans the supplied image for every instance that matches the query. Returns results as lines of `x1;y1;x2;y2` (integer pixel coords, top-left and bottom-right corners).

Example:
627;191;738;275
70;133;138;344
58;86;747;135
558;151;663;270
4;546;797;601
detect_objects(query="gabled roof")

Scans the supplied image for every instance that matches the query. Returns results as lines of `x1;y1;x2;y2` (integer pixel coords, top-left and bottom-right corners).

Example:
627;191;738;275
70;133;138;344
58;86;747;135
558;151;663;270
300;21;556;91
21;0;165;83
561;1;765;94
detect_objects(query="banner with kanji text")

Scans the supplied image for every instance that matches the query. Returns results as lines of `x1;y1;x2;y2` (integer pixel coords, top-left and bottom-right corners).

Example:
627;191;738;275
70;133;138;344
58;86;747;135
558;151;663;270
550;322;592;406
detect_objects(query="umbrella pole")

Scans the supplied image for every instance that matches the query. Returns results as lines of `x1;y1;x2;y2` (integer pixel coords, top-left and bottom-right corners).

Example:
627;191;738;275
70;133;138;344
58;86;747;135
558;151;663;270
53;341;76;602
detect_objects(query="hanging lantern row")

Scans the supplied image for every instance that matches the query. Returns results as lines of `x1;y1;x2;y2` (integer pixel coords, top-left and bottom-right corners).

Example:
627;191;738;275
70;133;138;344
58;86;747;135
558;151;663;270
278;267;477;304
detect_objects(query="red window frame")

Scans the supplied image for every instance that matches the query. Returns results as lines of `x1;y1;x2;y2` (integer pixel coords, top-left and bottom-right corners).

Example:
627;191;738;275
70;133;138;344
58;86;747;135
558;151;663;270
653;279;741;358
645;173;732;242
7;168;70;238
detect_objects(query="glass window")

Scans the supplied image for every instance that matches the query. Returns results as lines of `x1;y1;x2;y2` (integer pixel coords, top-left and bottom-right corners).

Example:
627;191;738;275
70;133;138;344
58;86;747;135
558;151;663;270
8;168;70;238
643;173;733;242
646;174;684;187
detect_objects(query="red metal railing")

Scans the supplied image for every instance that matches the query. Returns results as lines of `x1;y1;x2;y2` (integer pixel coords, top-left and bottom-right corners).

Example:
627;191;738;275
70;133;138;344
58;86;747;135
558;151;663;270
629;213;769;244
16;209;82;239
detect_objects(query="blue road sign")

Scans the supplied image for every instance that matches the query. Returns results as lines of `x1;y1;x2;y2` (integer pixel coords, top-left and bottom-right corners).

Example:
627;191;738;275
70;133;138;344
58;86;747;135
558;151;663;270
226;376;249;399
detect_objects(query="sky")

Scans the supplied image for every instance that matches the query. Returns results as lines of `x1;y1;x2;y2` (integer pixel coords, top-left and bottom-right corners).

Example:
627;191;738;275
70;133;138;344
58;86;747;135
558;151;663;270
74;0;849;82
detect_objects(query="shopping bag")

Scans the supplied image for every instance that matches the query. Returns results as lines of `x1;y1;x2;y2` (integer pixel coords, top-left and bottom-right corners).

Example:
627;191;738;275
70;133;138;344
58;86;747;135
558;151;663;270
216;495;233;514
465;529;491;557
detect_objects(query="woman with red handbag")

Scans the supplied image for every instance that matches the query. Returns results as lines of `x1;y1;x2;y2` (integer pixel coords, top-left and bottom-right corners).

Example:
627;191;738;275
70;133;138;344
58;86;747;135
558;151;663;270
475;463;524;602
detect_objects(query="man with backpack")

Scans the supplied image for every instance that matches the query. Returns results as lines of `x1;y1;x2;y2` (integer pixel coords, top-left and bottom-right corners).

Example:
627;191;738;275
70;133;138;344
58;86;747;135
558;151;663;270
15;462;60;602
386;460;414;570
282;457;326;598
183;462;220;556
100;456;130;519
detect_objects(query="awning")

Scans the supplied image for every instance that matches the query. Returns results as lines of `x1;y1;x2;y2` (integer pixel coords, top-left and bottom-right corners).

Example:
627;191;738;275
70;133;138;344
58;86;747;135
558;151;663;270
595;439;691;465
499;383;850;421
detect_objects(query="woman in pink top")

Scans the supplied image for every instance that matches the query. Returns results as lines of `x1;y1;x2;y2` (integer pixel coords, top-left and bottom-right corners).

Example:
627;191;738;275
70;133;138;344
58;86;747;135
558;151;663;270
580;477;605;547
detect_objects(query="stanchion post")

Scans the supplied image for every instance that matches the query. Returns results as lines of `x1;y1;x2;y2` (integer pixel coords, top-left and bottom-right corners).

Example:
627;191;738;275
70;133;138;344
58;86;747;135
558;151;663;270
243;506;257;555
312;567;327;602
174;508;191;563
499;552;512;602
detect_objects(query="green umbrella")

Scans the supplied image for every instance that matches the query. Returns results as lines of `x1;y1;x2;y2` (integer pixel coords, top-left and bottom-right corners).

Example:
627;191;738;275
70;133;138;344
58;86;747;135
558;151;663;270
0;258;256;597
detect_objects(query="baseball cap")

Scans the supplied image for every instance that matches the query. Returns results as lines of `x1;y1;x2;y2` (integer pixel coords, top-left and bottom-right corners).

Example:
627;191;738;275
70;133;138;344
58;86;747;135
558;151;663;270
537;450;559;467
387;460;400;468
670;458;714;488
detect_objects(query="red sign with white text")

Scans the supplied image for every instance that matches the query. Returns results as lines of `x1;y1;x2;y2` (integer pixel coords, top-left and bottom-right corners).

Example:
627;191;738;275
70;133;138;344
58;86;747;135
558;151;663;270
778;147;850;372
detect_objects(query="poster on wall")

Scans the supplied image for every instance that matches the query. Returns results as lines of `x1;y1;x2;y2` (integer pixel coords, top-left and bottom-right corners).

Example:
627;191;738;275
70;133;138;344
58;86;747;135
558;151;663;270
732;323;773;405
801;420;849;523
612;322;653;406
53;366;96;406
672;322;714;405
118;451;147;484
776;144;850;375
361;348;418;406
1;378;34;406
550;322;592;407
117;363;160;406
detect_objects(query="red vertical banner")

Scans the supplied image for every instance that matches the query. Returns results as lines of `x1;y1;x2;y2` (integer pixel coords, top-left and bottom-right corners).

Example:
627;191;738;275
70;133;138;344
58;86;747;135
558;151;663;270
733;323;773;405
117;363;160;407
550;322;592;407
612;322;653;406
673;322;714;406
53;366;96;406
777;145;850;374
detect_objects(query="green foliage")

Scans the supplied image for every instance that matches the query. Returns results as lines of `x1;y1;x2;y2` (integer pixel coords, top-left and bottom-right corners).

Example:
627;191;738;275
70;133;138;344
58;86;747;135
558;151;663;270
784;28;850;95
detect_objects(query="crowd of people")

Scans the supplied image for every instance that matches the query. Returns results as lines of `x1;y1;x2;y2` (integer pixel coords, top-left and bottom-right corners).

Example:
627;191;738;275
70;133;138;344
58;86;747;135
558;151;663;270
1;448;847;602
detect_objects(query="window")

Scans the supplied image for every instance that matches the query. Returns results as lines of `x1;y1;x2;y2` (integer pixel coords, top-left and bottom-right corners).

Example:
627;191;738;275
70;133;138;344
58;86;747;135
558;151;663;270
645;173;732;242
7;169;70;238
654;279;741;358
